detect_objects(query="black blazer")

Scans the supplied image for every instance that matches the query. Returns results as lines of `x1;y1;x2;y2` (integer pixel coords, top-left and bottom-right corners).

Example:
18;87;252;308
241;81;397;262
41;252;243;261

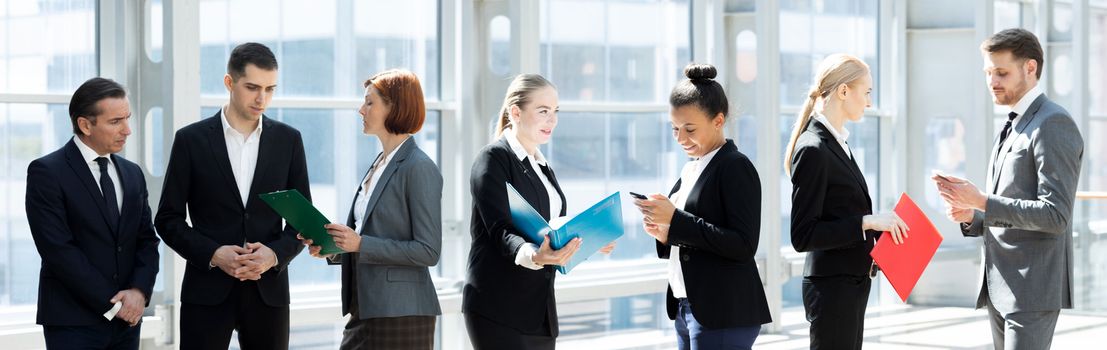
789;120;877;277
25;140;161;325
656;139;771;329
463;138;567;337
155;111;309;306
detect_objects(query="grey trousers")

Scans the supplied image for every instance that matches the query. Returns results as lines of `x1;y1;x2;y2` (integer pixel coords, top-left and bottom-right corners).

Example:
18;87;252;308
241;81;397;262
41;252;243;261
986;300;1060;350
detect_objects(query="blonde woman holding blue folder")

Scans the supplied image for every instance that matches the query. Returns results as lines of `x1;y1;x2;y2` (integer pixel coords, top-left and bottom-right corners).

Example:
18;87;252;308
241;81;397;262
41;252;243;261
634;63;770;350
299;69;441;349
464;74;613;349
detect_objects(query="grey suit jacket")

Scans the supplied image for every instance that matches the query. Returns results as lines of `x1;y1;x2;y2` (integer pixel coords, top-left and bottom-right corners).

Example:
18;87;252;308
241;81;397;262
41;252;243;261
334;138;443;319
963;94;1083;315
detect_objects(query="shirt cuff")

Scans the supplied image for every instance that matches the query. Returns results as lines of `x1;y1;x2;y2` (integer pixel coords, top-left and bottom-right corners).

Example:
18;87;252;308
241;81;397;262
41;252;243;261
514;243;544;270
103;301;122;320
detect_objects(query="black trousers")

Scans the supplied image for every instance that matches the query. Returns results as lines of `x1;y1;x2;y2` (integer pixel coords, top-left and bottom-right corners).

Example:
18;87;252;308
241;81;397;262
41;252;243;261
803;275;871;350
180;281;290;350
43;319;140;350
464;312;555;350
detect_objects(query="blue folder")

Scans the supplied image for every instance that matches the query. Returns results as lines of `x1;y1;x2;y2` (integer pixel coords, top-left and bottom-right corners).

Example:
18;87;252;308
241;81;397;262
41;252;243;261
506;183;625;274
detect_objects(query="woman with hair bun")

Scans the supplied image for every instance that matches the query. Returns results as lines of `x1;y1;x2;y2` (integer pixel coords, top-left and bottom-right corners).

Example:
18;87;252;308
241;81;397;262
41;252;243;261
634;63;771;349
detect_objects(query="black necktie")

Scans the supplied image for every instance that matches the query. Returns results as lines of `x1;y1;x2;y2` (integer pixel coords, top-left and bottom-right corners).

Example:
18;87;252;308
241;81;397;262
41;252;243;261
998;112;1017;146
95;157;120;225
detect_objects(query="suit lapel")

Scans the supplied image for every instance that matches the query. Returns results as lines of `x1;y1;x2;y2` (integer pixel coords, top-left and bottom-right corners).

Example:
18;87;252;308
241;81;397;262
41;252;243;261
499;139;551;219
204;112;244;208
683;140;737;214
359;138;418;228
112;154;134;237
538;162;567;217
808;121;870;200
64;140;118;234
245;117;276;210
991;94;1048;194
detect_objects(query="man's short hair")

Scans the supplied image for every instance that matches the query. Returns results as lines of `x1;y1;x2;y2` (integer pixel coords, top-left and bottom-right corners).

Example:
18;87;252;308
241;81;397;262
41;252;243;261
982;28;1045;79
68;77;127;135
227;42;278;80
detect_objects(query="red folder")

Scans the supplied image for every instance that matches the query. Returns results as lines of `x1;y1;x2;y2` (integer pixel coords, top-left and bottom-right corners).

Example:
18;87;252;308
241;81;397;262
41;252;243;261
869;193;944;302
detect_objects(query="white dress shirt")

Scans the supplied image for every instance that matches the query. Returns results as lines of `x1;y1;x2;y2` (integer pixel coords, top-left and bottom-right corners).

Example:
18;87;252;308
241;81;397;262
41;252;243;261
667;146;721;299
502;128;564;270
1003;84;1044;150
73;136;123;212
813;112;852;159
221;105;263;206
353;137;411;231
73;136;125;320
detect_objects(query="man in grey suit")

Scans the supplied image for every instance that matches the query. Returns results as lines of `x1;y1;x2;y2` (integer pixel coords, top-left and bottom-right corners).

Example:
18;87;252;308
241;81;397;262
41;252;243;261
934;28;1083;350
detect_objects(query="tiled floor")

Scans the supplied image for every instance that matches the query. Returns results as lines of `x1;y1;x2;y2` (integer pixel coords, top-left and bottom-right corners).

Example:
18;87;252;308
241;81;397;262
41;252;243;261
560;305;1107;349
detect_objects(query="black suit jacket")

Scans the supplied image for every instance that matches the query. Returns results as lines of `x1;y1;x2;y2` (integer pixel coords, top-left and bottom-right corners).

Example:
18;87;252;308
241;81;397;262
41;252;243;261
789;120;877;277
155;111;309;306
656;139;771;329
463;138;567;337
26;139;161;325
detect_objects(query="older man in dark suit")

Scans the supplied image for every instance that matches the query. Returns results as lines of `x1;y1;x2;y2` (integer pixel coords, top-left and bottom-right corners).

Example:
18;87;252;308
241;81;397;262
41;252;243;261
26;77;161;349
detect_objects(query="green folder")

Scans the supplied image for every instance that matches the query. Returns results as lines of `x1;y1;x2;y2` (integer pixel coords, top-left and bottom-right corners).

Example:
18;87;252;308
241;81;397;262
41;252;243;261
259;189;343;255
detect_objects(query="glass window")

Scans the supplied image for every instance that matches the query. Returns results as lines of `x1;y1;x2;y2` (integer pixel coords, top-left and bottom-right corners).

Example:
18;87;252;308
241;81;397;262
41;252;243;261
779;0;879;108
0;0;97;94
539;0;691;265
0;0;97;312
199;0;439;100
540;0;690;103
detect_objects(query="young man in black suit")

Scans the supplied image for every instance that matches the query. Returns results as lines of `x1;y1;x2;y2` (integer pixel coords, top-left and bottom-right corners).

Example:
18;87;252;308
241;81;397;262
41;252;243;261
26;77;161;349
155;42;310;350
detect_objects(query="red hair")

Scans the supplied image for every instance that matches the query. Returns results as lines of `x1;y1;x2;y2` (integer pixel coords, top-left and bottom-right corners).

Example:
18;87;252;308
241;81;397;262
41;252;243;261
364;69;426;134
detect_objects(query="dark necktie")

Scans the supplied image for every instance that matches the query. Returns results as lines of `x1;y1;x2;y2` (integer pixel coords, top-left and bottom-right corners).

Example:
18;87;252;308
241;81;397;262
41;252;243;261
94;157;120;225
998;112;1017;146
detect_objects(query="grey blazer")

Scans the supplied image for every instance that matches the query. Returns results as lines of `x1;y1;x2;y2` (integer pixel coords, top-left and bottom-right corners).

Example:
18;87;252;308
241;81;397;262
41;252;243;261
333;138;443;319
962;93;1083;315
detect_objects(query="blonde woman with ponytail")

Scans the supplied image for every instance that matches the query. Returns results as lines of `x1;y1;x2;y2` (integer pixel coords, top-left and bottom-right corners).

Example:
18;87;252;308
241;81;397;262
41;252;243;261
463;74;613;349
786;54;909;350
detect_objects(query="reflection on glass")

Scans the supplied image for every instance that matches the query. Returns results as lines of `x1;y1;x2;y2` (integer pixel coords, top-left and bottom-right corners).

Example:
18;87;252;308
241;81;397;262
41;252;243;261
779;0;879;107
199;0;440;99
923;117;966;212
489;16;511;76
545;112;685;263
0;103;85;309
0;0;97;94
540;0;690;103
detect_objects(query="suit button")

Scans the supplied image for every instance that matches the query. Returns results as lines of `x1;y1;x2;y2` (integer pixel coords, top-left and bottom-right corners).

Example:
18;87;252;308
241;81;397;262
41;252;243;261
681;255;690;262
113;274;118;280
545;272;552;279
117;246;123;253
244;213;250;220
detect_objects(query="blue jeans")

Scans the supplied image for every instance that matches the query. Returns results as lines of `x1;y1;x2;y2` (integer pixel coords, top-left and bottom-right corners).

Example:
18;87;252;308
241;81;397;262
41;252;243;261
675;298;760;350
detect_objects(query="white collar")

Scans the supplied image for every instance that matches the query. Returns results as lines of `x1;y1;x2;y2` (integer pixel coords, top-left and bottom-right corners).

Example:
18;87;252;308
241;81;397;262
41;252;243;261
503;128;549;166
813;112;851;144
694;144;722;165
220;105;264;137
73;135;110;164
379;136;412;166
1010;84;1044;118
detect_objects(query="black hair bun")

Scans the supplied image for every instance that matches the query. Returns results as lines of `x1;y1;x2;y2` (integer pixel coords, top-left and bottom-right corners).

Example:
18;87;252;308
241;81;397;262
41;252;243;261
684;63;717;81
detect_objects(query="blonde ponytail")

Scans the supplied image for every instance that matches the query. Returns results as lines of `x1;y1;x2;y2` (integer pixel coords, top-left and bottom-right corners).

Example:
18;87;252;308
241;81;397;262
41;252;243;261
783;54;870;176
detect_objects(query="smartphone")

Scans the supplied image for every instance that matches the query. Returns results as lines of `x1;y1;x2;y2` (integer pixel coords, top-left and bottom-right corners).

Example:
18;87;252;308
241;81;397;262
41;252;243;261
628;192;648;200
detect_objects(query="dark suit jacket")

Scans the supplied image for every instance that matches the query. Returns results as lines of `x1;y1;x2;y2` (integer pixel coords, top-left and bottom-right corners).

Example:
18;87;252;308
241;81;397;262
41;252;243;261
463;138;566;337
155;111;309;307
26;139;161;326
656;139;771;329
789;120;877;277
